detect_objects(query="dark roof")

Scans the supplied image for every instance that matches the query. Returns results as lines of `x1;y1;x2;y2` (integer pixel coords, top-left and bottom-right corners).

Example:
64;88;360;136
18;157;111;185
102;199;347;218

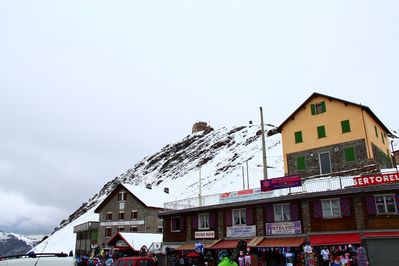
277;92;392;136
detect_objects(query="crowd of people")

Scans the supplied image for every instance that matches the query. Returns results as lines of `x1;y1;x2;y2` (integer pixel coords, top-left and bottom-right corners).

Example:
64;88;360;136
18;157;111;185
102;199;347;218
169;243;369;266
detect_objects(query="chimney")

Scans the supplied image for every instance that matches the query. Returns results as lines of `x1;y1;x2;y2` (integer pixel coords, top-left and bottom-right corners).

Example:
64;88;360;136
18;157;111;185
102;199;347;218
164;187;169;194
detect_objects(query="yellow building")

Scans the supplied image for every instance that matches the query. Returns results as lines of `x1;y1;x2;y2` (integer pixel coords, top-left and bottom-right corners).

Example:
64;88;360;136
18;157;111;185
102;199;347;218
277;92;393;179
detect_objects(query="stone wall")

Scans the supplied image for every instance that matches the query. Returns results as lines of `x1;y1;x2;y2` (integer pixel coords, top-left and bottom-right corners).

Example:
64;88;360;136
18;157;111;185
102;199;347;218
286;139;369;179
97;189;163;246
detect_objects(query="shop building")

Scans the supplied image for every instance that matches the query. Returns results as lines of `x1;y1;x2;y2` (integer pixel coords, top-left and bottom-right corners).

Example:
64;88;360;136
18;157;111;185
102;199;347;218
276;92;393;179
159;173;399;265
94;183;169;249
73;221;99;256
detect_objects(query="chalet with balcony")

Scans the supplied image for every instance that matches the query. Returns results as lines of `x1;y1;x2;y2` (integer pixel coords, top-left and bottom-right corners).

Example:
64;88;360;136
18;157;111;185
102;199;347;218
277;92;393;179
94;183;168;249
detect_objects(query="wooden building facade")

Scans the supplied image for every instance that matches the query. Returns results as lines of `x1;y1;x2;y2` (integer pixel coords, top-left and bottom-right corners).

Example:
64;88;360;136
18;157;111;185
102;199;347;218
159;177;399;265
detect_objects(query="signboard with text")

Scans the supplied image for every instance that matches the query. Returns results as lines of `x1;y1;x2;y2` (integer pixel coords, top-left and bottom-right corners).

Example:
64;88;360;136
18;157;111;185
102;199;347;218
260;176;302;192
194;231;215;239
354;173;399;187
226;225;256;238
265;221;302;235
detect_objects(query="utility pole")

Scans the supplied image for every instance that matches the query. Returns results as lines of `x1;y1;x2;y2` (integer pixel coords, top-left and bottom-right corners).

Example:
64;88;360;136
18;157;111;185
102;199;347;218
198;166;202;206
260;107;268;180
242;166;245;190
246;160;250;189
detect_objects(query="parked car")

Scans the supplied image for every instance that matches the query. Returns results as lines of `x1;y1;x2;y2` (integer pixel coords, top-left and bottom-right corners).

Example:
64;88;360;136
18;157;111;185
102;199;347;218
113;256;155;266
0;253;76;266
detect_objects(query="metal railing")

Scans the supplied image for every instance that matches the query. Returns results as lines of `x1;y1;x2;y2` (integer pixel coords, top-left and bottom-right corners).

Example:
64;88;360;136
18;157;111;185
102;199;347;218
164;175;355;210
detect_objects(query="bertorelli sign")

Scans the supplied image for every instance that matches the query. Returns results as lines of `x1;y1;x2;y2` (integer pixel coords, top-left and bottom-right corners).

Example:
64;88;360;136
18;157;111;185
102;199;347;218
354;172;399;187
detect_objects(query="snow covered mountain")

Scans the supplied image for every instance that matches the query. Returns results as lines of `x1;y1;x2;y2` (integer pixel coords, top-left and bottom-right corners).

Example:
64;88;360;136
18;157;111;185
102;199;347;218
0;232;43;257
31;124;283;254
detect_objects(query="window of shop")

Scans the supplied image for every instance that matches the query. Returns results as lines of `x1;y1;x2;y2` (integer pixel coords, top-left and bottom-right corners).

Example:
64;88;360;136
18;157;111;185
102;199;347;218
106;212;112;221
375;194;397;214
317;125;326;138
321;198;341;218
341;120;351;133
118;191;127;201
233;209;247;226
105;227;112;237
171;216;182;232
130;226;138;232
296;156;305;171
118;227;124;232
344;147;355;162
131;210;138;219
274;204;291;222
198;213;210;229
295;131;303;143
311;102;326;115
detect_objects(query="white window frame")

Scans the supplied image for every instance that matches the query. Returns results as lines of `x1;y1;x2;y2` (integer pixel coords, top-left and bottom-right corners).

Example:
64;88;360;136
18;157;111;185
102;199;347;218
118;191;127;201
233;209;246;226
198;213;210;229
131;210;138;220
321;198;341;218
171;216;182;232
157;226;163;233
118;211;125;220
274;204;291;222
375;194;397;214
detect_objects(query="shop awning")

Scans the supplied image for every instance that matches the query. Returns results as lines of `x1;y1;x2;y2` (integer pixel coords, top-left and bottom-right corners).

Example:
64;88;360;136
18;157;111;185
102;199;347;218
256;237;305;248
310;233;361;246
208;239;250;250
247;237;265;247
363;232;399;238
175;241;217;251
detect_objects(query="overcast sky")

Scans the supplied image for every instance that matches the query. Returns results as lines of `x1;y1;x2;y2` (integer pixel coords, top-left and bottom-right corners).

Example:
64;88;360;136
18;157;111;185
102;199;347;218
1;0;398;235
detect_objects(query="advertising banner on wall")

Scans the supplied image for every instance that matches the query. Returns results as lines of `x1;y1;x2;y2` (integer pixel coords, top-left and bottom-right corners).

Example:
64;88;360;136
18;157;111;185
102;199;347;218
260;175;302;191
354;172;399;187
226;225;256;238
265;221;302;235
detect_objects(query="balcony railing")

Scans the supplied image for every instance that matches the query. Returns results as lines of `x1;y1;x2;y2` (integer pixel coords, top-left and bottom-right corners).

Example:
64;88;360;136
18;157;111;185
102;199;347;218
163;175;355;210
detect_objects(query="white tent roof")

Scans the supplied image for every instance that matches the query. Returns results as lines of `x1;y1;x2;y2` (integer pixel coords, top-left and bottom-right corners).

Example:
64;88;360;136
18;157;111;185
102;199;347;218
118;232;163;251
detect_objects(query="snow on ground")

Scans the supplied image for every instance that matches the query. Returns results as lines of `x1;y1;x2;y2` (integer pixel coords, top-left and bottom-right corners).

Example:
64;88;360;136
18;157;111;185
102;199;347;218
31;199;103;254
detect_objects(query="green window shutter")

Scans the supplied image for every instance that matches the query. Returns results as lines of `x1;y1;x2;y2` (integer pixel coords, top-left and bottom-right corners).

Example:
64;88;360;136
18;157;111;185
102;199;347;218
341;120;351;133
381;132;385;144
311;104;316;115
344;147;355;162
295;131;303;143
317;125;326;138
375;126;378;138
296;156;305;171
321;101;326;113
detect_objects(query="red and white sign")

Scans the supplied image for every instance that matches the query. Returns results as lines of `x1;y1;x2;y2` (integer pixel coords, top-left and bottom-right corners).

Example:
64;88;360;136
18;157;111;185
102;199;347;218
354;172;399;187
194;231;215;239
